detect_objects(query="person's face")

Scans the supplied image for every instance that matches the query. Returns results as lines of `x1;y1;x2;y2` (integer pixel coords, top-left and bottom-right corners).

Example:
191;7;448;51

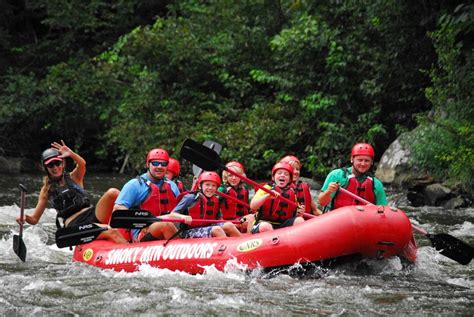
45;160;64;179
352;155;373;175
148;160;168;180
291;164;300;182
226;166;242;187
201;181;217;197
273;169;291;188
165;171;175;180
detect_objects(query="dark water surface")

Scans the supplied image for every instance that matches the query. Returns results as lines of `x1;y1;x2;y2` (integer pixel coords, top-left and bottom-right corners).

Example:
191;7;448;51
1;174;472;316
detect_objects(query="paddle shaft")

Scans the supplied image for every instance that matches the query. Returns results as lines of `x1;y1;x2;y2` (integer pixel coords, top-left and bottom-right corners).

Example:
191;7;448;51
224;167;299;208
215;190;250;209
18;186;26;237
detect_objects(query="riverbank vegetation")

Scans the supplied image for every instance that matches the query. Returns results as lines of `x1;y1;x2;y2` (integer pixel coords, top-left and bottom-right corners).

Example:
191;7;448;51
0;1;472;189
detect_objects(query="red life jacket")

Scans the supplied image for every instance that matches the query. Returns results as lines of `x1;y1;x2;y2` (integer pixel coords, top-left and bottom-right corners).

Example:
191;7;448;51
333;172;376;210
172;177;186;193
258;184;297;223
187;193;221;228
139;178;177;216
233;185;250;217
219;186;238;220
291;181;312;213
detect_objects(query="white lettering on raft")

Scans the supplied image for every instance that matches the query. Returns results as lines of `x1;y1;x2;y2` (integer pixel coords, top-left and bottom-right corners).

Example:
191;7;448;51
104;242;218;266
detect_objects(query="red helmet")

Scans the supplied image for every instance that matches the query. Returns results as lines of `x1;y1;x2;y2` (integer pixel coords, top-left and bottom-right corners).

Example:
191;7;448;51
272;162;293;178
198;171;221;186
167;158;181;175
146;148;169;163
351;143;375;158
280;155;301;168
225;161;245;173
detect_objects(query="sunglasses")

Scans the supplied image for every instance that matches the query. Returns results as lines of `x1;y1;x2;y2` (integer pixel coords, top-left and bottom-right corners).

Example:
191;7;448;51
150;161;168;167
46;161;62;168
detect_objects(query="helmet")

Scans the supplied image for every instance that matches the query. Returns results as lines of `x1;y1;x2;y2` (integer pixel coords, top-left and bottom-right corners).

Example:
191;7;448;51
198;171;221;186
146;148;169;163
272;162;294;178
167;158;181;175
41;148;62;166
225;161;245;173
280;155;301;168
351;143;375;158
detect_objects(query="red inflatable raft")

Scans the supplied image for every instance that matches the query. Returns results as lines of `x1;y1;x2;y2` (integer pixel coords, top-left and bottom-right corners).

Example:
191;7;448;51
72;205;417;274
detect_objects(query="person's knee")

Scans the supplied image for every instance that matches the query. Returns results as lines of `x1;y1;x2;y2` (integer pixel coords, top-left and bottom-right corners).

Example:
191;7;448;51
211;226;225;237
106;188;120;199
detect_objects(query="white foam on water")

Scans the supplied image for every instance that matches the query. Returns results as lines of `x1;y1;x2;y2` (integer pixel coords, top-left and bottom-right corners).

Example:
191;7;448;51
446;278;473;289
450;221;474;236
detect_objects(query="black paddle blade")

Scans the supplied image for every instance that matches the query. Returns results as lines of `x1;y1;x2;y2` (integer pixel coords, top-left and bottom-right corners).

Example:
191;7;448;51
55;223;107;248
110;209;157;229
192;140;223;176
181;138;224;171
428;233;473;265
13;234;26;262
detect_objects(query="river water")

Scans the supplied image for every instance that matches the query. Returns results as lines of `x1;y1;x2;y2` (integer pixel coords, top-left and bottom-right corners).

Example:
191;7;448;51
1;173;472;316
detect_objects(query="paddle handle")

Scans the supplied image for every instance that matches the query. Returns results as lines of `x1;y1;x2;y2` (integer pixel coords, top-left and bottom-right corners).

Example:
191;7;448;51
18;184;27;237
224;167;298;208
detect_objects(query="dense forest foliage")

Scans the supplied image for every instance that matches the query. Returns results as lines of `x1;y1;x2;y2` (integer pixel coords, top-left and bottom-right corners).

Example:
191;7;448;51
0;1;472;189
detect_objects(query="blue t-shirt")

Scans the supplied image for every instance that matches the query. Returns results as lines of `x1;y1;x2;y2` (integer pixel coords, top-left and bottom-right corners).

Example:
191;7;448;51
115;173;180;208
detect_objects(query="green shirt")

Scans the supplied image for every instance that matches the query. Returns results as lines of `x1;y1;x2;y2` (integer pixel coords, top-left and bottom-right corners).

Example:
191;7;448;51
321;167;388;209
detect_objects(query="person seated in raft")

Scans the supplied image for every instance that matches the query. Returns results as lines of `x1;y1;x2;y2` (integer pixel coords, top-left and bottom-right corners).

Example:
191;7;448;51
113;148;180;242
279;155;322;216
318;143;388;212
165;157;187;193
169;171;241;238
16;140;127;244
249;162;305;233
218;161;254;233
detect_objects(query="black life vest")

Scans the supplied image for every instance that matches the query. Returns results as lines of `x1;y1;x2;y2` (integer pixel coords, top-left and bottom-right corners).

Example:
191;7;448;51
49;173;91;220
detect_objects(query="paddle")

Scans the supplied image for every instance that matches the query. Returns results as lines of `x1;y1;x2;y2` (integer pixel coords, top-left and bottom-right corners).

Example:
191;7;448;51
13;184;28;261
110;209;240;229
338;187;473;265
55;223;108;248
192;140;223;178
181;138;300;209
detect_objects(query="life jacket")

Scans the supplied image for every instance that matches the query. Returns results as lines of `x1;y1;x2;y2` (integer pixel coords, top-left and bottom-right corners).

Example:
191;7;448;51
332;168;376;210
257;184;297;223
172;177;186;193
219;186;238;220
291;181;312;213
234;185;250;217
137;176;177;216
49;173;92;221
187;192;220;228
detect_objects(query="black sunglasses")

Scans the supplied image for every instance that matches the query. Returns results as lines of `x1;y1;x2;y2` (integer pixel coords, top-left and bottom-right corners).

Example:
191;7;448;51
46;161;62;168
150;161;168;167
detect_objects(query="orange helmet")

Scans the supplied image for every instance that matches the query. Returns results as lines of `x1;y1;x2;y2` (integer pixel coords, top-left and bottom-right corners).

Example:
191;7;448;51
146;148;169;163
280;155;301;168
167;158;181;175
225;161;245;173
198;171;221;186
351;143;375;158
272;162;293;178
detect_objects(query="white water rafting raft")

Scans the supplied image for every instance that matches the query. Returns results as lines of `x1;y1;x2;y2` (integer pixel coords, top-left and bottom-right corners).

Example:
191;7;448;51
72;205;417;274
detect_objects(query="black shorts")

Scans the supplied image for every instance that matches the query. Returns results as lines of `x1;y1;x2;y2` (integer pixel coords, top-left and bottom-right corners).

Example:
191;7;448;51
251;217;297;234
67;206;100;227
